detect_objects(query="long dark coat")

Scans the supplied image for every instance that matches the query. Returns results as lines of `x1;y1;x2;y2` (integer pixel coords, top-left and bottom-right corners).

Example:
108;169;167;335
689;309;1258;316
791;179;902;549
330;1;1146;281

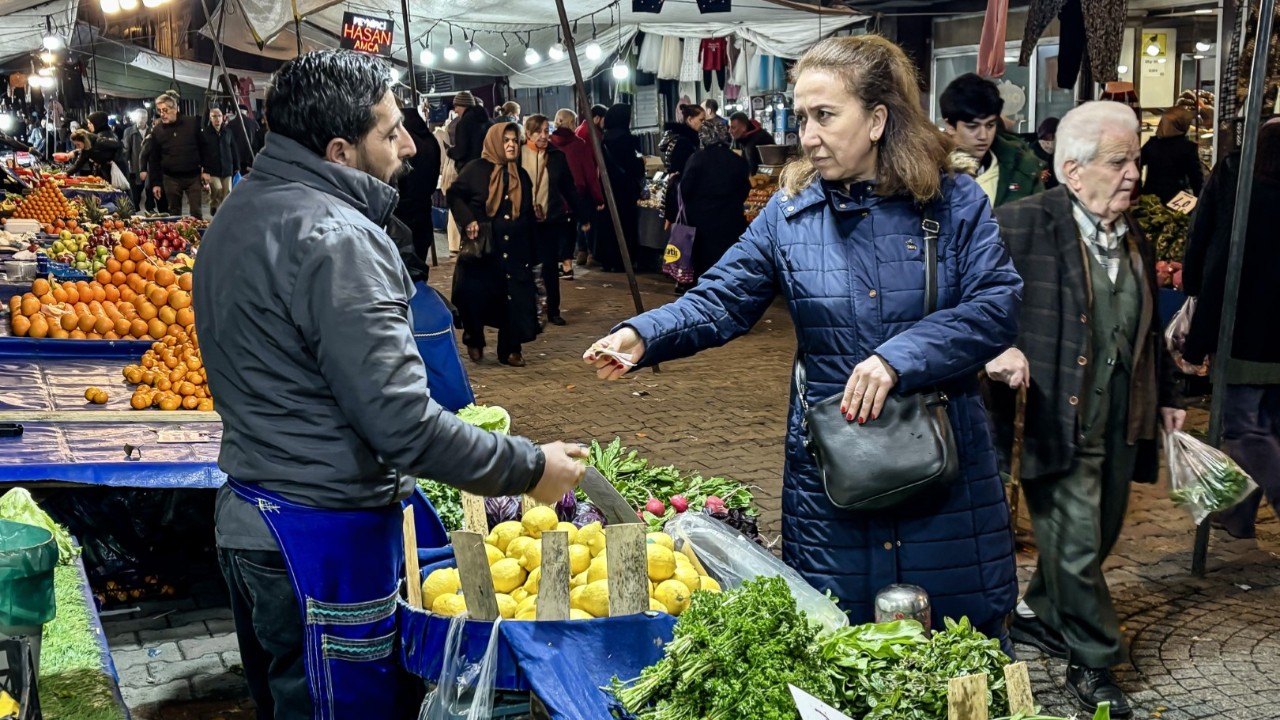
594;105;645;273
679;144;750;278
446;158;539;344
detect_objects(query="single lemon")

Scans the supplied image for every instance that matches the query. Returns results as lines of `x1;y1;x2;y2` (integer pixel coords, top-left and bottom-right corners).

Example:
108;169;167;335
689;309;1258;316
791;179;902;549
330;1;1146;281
587;554;609;584
654;579;691;616
495;593;517;619
569;584;588;611
569;608;594;620
649;597;669;614
491;558;527;594
488;521;524;552
505;536;535;561
519;542;542;571
646;532;674;550
556;522;579;544
672;564;701;593
422;568;460;609
524;566;542;595
570;571;588;588
568;545;591;576
515;594;538;617
580;580;610;618
700;576;722;593
578;522;606;557
484;544;505;566
521;506;559;539
432;592;468;617
646;545;676;583
514;608;537;621
511;587;530;604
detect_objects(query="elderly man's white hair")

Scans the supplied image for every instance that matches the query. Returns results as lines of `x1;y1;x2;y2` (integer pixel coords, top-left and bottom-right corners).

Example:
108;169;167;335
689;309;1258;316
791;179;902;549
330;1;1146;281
1053;101;1139;183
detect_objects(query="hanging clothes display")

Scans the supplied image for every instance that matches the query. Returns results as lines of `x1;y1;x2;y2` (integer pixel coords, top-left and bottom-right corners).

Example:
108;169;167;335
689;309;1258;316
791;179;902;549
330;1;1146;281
679;38;702;83
237;77;256;108
746;43;764;94
1020;0;1124;84
638;33;664;74
1234;0;1280;124
729;39;751;100
723;38;743;100
978;0;1010;77
658;36;683;80
700;37;729;92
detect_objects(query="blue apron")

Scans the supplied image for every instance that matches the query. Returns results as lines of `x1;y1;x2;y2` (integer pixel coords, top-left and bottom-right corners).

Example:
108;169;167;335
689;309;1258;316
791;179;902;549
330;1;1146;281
409;281;474;413
227;478;409;720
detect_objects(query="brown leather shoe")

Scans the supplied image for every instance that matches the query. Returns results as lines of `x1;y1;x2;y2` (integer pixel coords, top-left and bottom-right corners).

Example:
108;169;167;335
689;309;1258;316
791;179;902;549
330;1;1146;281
467;347;483;363
500;353;525;367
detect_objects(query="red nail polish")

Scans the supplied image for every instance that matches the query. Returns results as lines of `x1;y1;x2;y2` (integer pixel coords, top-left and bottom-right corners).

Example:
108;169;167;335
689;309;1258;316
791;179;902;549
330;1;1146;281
858;417;865;425
846;413;854;422
840;405;847;414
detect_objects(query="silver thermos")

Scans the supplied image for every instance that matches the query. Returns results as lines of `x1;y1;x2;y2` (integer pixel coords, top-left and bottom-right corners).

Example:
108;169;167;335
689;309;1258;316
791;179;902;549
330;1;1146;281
875;584;932;634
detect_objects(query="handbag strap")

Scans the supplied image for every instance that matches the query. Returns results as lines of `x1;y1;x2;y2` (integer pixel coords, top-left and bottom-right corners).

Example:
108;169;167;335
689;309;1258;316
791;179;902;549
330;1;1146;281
793;202;941;400
675;182;688;225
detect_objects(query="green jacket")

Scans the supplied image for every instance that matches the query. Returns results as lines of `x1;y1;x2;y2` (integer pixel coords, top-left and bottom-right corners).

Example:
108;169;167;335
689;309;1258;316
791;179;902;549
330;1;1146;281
990;132;1045;207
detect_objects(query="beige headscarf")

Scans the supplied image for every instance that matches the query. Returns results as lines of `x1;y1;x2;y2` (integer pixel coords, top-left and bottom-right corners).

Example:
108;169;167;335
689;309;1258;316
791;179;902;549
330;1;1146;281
481;122;523;219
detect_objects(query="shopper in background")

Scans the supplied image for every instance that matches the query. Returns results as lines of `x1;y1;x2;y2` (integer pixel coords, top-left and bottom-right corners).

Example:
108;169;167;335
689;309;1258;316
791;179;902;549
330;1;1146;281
194;51;586;719
1031;117;1059;190
575;103;607;143
989;101;1186;718
86;111;111;136
201;107;240;217
449;122;540;367
523;114;589;327
494;101;521;125
676;120;750;282
145;92;207;219
1181;119;1280;540
225;104;261;175
1139;106;1204;204
551;108;604;279
447;91;491;167
703;97;726;125
122;110;147;208
138;128;169;214
594;103;645;274
941;73;1043;208
729;111;770;175
395;102;442;264
659;104;705;231
68;128;122;179
587;34;1022;650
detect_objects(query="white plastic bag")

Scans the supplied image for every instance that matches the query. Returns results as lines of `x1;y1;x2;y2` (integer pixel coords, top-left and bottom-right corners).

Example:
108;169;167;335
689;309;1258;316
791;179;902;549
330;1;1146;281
1165;298;1210;377
1165;430;1258;525
665;513;848;632
109;162;131;192
419;616;502;720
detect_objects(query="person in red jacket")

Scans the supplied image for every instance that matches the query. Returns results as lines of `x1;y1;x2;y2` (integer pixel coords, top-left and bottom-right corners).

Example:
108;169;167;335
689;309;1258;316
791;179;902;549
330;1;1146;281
563;108;607;271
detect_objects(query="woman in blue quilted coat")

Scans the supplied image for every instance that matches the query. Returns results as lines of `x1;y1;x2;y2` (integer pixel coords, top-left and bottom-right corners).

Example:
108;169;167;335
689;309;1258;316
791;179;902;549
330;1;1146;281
585;35;1023;642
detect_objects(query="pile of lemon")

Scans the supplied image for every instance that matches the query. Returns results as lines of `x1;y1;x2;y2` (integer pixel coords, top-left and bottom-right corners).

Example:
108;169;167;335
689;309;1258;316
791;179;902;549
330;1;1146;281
422;506;721;621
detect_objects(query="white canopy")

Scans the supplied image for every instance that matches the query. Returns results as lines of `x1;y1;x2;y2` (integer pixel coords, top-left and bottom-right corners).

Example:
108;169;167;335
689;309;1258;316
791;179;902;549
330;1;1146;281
203;0;864;88
0;0;79;64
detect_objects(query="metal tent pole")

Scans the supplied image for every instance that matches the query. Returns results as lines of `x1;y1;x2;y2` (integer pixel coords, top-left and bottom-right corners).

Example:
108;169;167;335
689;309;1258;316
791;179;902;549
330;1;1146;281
1191;0;1275;577
201;0;255;158
551;0;648;321
399;0;419;105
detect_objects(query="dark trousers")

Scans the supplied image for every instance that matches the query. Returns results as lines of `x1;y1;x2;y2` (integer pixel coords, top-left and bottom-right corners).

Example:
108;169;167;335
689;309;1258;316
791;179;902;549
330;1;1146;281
1021;368;1136;669
462;322;521;358
163;174;204;220
218;547;311;720
1218;384;1280;536
703;68;727;91
537;220;574;317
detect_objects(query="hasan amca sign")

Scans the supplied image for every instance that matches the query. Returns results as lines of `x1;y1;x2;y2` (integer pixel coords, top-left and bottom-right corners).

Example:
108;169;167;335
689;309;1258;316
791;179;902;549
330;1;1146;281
341;12;394;56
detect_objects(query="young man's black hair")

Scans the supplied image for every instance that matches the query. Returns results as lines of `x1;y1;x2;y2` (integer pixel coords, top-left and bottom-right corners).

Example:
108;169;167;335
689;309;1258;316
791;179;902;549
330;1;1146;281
264;50;393;157
590;104;608;120
939;73;1005;124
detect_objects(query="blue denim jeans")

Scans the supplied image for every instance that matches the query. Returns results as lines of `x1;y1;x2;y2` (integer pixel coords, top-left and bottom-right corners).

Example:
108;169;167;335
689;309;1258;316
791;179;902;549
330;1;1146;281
1217;385;1280;537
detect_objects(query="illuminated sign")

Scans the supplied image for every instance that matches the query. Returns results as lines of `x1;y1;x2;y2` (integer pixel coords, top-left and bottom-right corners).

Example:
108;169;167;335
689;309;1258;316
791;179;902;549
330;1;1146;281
341;12;393;56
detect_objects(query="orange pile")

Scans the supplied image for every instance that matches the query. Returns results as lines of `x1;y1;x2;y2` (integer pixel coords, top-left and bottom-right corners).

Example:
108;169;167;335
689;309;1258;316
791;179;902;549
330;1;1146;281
12;183;73;225
122;328;213;411
8;231;194;340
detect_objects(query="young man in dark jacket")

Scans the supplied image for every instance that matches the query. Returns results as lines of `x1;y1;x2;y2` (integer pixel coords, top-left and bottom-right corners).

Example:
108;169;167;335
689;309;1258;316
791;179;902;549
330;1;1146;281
522;114;589;326
225;104;261;175
942;73;1044;208
728;112;769;175
193;49;586;719
201;107;240;216
146;93;207;218
122;111;147;207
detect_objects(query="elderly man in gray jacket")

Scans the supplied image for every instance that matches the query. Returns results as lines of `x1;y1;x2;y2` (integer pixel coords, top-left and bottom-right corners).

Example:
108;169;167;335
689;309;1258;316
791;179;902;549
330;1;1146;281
193;50;586;719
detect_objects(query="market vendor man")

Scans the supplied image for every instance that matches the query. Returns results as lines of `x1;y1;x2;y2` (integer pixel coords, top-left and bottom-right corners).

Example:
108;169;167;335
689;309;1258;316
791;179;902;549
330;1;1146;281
193;50;587;720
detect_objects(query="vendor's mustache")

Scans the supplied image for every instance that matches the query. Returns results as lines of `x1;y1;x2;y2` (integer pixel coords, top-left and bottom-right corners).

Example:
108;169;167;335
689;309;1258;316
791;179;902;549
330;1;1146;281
391;160;413;182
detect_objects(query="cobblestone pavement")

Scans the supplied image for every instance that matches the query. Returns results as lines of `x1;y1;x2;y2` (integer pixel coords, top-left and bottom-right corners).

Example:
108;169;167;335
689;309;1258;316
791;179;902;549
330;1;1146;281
108;255;1280;720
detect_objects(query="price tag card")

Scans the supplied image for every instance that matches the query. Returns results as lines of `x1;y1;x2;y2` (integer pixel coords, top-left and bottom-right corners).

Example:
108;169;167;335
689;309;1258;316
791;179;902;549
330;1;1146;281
157;430;216;444
790;685;854;720
1166;191;1198;214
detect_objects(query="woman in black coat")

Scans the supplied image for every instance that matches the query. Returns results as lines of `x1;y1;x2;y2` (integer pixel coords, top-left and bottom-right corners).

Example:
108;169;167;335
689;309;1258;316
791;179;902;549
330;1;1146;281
447;122;539;367
679;121;750;280
68;129;122;179
594;104;645;273
395;106;442;263
1140;107;1204;203
660;103;704;224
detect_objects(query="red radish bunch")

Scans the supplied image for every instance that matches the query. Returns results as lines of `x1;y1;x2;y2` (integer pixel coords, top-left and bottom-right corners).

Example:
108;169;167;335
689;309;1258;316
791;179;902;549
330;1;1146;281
645;497;666;515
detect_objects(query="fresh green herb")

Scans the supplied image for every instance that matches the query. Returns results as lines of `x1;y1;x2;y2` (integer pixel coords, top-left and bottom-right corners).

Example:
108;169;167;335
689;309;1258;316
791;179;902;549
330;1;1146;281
40;564;129;720
1170;461;1252;510
416;480;464;532
0;488;80;565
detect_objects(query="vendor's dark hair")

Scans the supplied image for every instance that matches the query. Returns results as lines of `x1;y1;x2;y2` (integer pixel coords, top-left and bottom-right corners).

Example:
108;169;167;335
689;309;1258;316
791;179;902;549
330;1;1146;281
590;104;608;119
940;73;1005;124
729;111;751;124
265;49;393;157
678;104;705;122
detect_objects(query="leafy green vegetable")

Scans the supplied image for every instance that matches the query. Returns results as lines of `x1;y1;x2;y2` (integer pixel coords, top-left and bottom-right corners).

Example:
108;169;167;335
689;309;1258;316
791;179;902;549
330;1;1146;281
0;488;80;565
39;564;128;720
613;576;838;720
455;404;511;434
416;480;464;532
1131;194;1189;263
1170;462;1253;511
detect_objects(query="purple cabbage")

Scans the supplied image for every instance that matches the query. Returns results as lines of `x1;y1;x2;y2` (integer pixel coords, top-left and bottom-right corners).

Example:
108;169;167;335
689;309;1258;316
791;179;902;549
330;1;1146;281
555;492;578;522
572;502;607;528
485;496;521;528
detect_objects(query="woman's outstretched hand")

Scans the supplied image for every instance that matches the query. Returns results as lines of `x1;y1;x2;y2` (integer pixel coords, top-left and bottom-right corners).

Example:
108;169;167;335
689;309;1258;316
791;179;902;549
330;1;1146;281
842;355;899;424
584;328;647;381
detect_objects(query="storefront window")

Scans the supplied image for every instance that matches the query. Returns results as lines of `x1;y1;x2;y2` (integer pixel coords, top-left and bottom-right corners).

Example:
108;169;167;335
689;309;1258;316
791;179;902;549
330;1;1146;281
1034;44;1077;132
931;40;1073;135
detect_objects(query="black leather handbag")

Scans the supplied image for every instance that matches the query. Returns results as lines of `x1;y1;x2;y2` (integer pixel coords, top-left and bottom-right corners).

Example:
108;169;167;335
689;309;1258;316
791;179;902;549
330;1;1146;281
793;208;960;512
457;221;495;260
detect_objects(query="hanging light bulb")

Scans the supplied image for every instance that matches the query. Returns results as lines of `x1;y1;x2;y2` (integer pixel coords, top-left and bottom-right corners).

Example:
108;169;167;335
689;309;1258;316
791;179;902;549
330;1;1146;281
420;45;435;66
612;60;629;80
468;41;483;62
37;67;54;77
100;0;120;13
1117;64;1129;75
549;42;566;61
1195;40;1212;52
39;51;54;64
501;34;510;57
119;0;139;10
1145;42;1160;57
42;34;63;50
143;0;162;7
390;67;402;83
443;25;458;61
585;41;602;60
525;46;541;65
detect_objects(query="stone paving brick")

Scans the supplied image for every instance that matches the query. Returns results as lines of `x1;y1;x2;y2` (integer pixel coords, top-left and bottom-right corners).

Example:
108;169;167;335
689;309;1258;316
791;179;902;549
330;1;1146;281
146;654;227;686
177;633;240;660
121;679;192;713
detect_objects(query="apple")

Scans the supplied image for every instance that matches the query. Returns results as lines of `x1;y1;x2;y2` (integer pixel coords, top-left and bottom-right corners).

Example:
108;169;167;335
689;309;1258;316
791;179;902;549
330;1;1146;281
75;251;87;262
52;240;65;253
96;246;109;257
157;247;171;260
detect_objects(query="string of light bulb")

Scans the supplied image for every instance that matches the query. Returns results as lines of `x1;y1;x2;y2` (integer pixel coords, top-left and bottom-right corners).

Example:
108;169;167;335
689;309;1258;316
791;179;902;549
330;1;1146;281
416;0;617;68
100;0;173;14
